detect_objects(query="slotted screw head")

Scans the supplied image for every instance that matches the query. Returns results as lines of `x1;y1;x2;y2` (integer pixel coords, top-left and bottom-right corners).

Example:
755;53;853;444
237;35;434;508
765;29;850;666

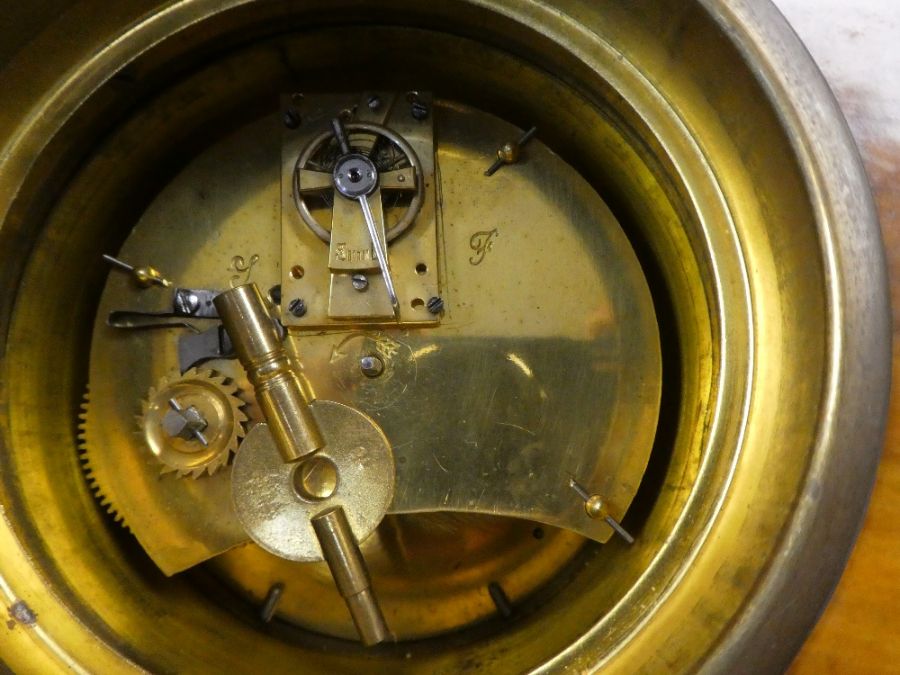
288;298;307;317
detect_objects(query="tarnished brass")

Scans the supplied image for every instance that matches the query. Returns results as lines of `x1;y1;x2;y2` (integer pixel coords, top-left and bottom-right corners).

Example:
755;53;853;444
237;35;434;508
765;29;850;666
215;284;324;462
312;507;390;646
209;516;584;640
0;1;890;673
77;103;661;578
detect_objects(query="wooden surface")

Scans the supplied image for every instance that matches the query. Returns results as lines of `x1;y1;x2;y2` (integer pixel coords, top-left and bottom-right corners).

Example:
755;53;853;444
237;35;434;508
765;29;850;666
777;1;900;673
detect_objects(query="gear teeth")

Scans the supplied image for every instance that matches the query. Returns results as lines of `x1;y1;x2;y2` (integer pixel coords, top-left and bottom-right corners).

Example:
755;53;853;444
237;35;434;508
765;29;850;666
77;387;90;435
82;367;249;534
78;386;133;532
138;367;247;479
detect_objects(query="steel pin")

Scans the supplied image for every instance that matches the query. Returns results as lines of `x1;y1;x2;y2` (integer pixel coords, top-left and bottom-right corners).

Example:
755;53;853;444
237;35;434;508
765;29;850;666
569;477;635;544
167;398;209;447
488;581;513;619
484;125;538;176
331;117;352;156
260;582;285;623
103;253;171;288
102;254;134;272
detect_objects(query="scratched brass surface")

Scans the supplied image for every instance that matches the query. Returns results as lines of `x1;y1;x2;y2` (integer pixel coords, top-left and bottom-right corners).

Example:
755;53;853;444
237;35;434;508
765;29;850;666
0;1;889;673
79;101;660;583
304;104;661;534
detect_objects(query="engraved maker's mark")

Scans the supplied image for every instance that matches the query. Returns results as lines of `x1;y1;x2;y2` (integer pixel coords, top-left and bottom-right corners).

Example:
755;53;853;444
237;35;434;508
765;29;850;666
335;243;376;263
469;228;499;265
230;254;259;288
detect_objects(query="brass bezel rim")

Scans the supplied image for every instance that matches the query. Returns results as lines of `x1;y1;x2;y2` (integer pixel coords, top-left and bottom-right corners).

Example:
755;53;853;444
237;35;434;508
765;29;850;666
0;1;889;673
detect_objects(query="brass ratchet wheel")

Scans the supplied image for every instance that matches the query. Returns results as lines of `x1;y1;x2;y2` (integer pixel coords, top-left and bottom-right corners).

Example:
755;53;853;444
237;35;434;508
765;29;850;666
137;368;248;478
0;1;890;674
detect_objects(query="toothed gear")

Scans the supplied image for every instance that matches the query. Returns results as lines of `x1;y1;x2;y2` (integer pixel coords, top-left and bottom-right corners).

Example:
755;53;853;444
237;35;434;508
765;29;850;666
79;358;255;539
78;387;131;528
139;368;248;478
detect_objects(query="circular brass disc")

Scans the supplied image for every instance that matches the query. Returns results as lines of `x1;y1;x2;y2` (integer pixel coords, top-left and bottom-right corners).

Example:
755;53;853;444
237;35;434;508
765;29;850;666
231;401;395;562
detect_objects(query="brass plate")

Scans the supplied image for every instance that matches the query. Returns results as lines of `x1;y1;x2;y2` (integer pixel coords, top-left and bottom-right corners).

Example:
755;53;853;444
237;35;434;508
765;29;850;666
281;92;441;327
372;106;660;538
81;102;660;576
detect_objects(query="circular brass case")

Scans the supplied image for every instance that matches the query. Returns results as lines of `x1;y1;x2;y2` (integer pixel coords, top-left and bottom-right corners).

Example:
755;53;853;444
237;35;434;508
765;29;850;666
0;1;889;674
211;516;584;641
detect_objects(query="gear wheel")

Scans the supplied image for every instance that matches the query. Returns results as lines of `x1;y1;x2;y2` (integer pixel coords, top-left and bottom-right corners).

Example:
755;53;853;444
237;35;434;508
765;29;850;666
79;359;254;544
78;386;129;527
139;368;248;478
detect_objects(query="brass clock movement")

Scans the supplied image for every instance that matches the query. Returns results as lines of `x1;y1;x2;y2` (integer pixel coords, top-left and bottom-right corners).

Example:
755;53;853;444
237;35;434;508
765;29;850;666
81;89;660;643
0;1;890;673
